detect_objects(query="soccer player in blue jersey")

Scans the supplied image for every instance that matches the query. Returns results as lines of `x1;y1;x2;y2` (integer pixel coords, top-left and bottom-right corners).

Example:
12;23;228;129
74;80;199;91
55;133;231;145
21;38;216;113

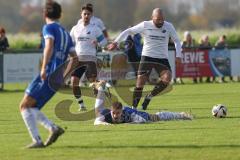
19;1;77;148
92;81;192;125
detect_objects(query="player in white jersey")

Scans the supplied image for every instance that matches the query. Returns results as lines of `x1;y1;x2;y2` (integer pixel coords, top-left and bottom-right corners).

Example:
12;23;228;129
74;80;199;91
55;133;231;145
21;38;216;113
78;3;109;39
70;5;107;111
108;8;182;110
92;81;192;125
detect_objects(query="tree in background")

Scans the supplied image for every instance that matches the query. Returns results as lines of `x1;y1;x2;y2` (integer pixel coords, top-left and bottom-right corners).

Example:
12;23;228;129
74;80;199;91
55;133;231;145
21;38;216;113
0;0;22;33
19;4;43;32
1;0;240;33
96;0;137;31
201;0;240;29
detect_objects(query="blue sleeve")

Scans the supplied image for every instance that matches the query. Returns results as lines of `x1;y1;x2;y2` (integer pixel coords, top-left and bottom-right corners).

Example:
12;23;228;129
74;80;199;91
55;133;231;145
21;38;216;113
95;27;107;47
123;107;137;114
124;107;148;118
97;35;105;43
133;34;143;56
124;35;133;54
123;107;149;123
42;25;55;40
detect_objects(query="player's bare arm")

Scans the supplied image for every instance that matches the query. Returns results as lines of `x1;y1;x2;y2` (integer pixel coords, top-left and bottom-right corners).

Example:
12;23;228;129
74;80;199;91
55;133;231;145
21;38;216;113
107;42;118;50
41;38;54;80
63;52;78;78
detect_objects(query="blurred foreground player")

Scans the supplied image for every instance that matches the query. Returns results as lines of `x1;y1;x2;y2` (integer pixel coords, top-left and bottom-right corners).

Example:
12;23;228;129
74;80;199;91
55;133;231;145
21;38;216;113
19;1;77;148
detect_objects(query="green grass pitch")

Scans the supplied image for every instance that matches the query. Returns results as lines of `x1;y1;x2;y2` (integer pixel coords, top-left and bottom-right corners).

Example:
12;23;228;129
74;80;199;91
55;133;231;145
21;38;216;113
0;82;240;160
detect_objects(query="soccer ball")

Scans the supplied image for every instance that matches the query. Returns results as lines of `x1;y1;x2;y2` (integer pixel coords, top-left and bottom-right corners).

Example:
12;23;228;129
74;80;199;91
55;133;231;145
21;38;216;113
212;104;227;118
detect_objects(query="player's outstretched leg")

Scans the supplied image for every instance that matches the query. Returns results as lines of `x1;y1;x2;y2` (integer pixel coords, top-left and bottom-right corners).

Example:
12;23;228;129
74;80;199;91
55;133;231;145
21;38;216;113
142;81;168;110
156;111;193;120
72;76;86;111
132;72;148;109
132;87;143;109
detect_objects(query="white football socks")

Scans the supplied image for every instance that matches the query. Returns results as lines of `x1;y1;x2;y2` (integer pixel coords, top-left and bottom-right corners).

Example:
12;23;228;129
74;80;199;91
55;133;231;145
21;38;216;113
95;86;105;112
156;111;191;120
21;108;41;143
76;97;85;108
34;109;57;132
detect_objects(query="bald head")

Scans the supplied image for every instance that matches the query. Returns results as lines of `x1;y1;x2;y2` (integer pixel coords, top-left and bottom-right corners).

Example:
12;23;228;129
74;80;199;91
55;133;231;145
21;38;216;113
152;8;164;28
152;8;163;16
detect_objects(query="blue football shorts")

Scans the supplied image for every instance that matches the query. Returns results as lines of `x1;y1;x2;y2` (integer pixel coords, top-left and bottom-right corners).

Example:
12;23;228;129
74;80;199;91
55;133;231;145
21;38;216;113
25;75;56;109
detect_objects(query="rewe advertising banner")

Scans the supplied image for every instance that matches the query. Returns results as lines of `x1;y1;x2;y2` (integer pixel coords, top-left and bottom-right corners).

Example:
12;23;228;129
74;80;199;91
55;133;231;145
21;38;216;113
176;49;233;77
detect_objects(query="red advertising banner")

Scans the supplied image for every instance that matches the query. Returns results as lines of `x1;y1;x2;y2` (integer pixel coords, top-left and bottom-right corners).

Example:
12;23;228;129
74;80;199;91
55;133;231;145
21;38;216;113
176;49;213;77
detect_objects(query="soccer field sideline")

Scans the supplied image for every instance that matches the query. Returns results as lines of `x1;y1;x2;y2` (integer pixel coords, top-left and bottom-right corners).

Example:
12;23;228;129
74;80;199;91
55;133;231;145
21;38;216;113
0;82;240;160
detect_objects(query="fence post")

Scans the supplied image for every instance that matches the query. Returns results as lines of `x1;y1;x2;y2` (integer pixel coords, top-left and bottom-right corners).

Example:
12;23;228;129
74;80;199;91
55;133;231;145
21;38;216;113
0;52;3;90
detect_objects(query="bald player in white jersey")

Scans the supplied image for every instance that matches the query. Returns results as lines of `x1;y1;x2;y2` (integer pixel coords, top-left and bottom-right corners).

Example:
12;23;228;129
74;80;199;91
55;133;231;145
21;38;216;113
70;5;107;111
108;8;182;110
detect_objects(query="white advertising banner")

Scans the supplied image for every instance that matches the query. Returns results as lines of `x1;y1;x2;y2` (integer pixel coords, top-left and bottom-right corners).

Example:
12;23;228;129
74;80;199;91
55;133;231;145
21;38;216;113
230;49;240;76
3;53;42;83
168;50;176;78
2;49;240;83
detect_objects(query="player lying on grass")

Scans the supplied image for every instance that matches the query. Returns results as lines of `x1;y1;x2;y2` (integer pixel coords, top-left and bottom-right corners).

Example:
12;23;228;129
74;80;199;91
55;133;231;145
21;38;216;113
92;81;193;125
